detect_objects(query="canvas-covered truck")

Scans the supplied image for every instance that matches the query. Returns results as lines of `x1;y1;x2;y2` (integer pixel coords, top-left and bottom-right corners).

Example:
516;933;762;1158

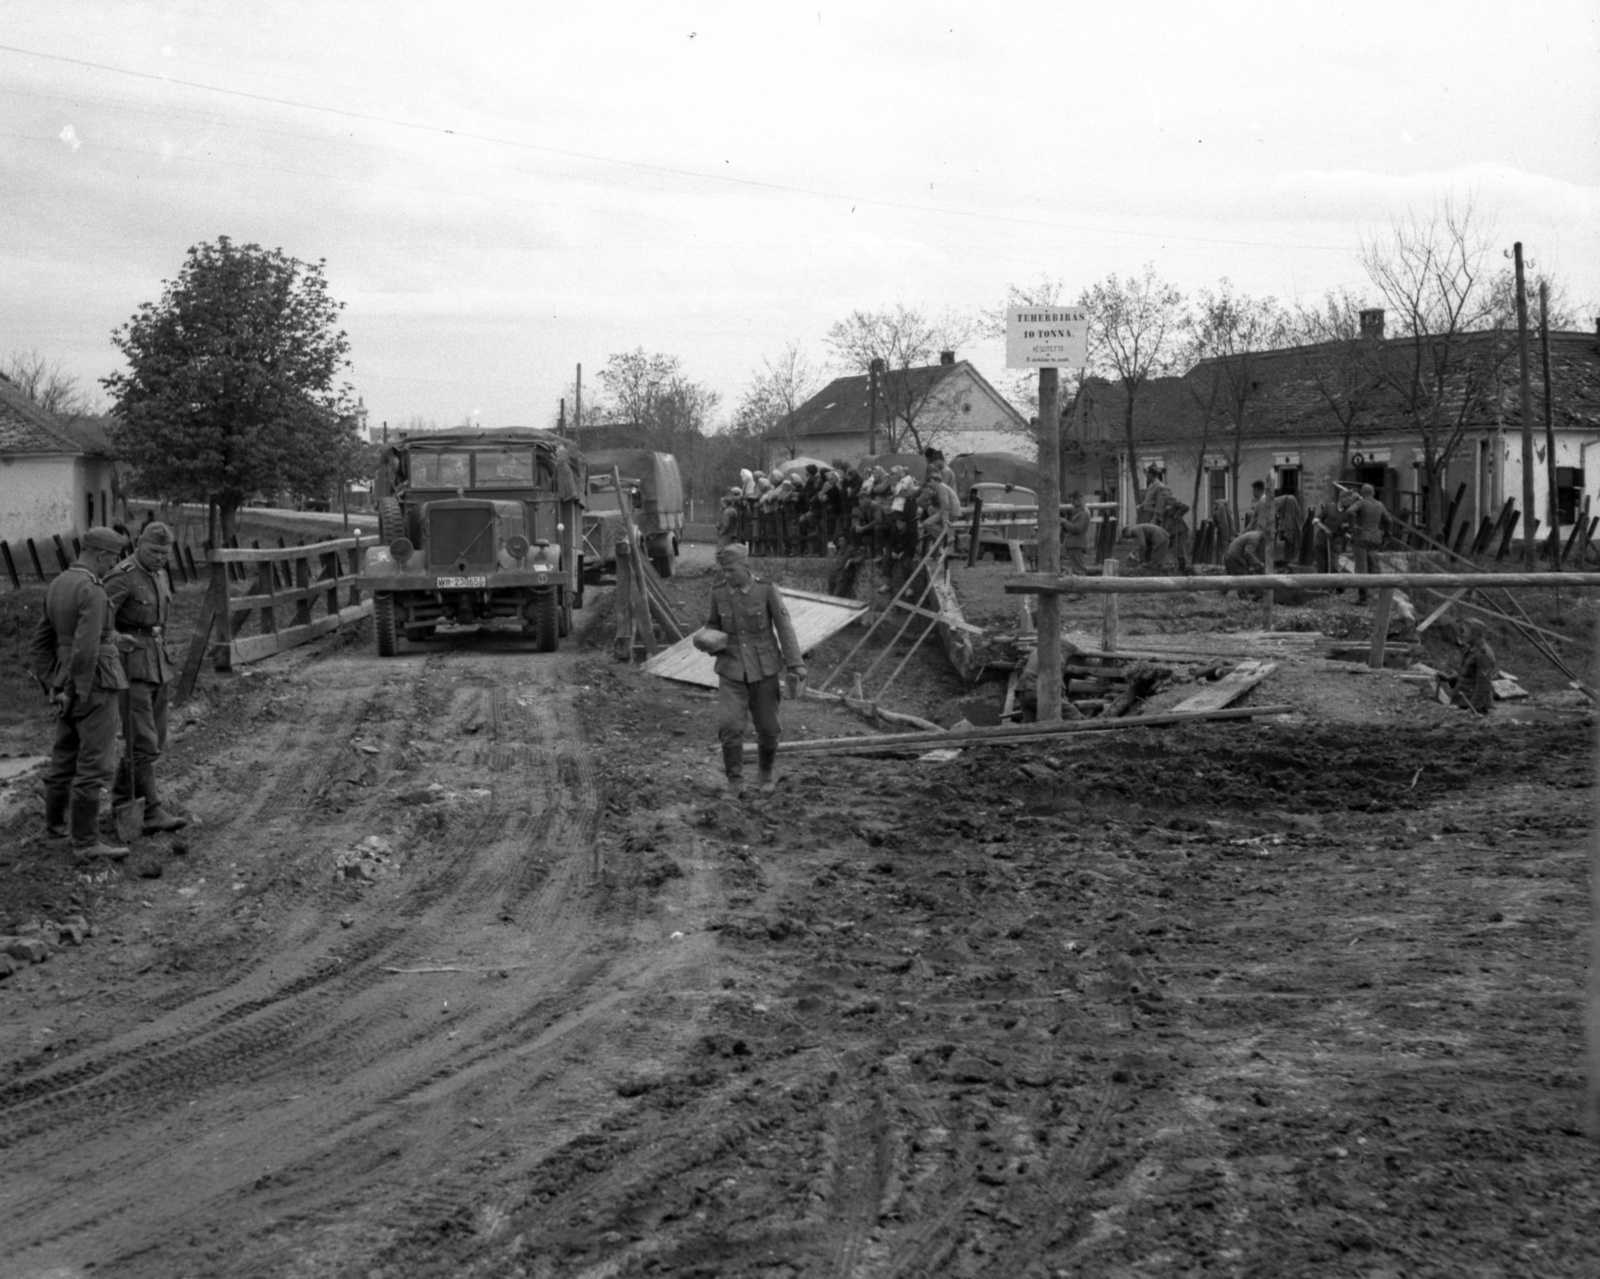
581;448;685;581
358;428;587;655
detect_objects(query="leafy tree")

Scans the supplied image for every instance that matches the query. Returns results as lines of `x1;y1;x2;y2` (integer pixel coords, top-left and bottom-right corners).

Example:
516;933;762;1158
103;237;355;538
595;348;720;453
825;304;979;453
4;349;99;416
732;340;823;460
1078;265;1188;505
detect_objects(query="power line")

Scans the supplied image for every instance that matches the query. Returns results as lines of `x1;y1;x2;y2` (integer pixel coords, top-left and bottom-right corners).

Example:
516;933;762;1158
0;42;1358;255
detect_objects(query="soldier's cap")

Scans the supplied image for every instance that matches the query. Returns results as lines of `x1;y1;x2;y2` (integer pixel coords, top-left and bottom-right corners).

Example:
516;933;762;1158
82;526;124;553
715;543;749;567
139;521;173;548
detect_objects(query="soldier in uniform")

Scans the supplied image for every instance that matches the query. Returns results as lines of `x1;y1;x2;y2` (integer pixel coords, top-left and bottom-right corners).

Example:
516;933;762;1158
1348;483;1394;603
698;543;805;797
1125;521;1171;573
1061;492;1093;575
1136;465;1170;525
28;526;131;859
103;521;188;833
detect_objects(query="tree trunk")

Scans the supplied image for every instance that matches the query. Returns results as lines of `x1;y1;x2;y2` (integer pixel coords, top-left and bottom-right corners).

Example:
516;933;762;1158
219;500;241;542
1122;382;1143;506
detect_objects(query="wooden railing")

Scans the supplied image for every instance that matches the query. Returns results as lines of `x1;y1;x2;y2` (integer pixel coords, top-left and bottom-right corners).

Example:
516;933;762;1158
176;534;376;701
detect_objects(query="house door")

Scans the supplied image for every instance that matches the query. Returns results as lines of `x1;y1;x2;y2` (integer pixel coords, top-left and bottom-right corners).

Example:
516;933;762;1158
1275;466;1300;498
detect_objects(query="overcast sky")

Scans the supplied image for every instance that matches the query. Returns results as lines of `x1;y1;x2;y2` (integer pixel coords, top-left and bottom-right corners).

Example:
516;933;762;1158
3;1;1597;433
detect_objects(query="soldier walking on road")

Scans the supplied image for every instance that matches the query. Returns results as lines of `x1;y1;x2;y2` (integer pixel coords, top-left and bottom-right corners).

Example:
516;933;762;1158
104;521;188;834
28;527;131;860
698;544;805;798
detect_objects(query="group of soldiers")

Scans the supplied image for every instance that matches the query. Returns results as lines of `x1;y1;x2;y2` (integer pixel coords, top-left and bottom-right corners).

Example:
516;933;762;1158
28;521;187;862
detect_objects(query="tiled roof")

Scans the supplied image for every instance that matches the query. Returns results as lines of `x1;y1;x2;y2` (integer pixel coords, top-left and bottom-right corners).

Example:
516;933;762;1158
0;375;83;455
54;413;117;457
789;360;1026;438
1079;329;1600;446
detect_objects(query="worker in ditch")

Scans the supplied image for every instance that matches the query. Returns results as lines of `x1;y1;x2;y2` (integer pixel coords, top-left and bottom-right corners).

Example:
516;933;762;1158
1223;528;1267;598
1437;618;1498;714
28;526;131;860
103;521;188;834
697;543;805;798
1125;522;1171;573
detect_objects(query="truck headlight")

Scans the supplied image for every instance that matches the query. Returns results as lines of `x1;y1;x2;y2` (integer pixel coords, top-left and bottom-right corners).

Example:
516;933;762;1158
390;537;414;563
507;534;529;560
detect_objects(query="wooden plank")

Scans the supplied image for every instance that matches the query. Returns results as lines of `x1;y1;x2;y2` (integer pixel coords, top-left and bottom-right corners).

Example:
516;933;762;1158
746;703;1296;755
1416;588;1468;635
208;535;370;562
1101;557;1119;651
1007;569;1600;595
174;570;225;703
1170;659;1277;713
889;597;984;635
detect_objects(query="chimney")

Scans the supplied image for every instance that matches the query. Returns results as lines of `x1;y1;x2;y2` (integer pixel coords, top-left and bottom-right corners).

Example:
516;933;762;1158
1359;308;1385;340
939;350;956;365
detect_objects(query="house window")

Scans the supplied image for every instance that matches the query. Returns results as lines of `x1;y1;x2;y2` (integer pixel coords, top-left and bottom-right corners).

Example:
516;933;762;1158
86;494;94;527
1276;467;1300;497
1207;467;1228;512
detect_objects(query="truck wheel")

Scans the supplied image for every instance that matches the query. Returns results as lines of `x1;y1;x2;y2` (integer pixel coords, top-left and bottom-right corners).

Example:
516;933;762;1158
652;549;673;579
533;591;559;652
375;594;398;656
377;497;403;542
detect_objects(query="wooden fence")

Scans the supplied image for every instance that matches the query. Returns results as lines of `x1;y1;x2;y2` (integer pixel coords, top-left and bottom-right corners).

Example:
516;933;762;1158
175;533;376;701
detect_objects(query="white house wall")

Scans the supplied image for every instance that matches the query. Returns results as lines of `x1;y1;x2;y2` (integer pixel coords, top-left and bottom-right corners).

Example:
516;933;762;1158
0;453;81;545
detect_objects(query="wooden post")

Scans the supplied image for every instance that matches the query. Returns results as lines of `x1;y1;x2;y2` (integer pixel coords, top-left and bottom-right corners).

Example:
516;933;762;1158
1100;557;1119;652
0;542;18;591
1540;281;1561;571
1514;242;1537;568
1496;508;1520;561
613;538;636;661
25;538;46;582
966;493;983;569
1441;482;1466;553
51;535;71;573
1261;574;1274;631
1036;367;1062;721
1564;496;1590;565
1368;587;1395;669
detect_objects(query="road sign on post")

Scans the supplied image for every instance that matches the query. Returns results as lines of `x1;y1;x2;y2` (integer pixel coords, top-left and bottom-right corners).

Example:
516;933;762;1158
1006;307;1089;370
1006;307;1084;721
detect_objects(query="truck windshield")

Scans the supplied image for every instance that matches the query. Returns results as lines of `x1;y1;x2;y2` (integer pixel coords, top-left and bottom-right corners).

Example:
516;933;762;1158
412;452;472;488
475;449;536;487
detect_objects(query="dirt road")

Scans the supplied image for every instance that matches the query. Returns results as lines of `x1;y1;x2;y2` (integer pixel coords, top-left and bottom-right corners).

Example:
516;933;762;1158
1;568;1597;1276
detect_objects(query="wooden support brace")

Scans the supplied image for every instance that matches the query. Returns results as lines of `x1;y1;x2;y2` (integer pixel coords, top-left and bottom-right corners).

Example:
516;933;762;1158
1368;587;1395;669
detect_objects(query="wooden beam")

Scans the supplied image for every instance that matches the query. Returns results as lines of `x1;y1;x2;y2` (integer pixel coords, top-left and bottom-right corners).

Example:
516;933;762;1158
1006;570;1600;596
748;702;1295;756
1368;588;1395;669
889;597;984;635
1170;660;1277;713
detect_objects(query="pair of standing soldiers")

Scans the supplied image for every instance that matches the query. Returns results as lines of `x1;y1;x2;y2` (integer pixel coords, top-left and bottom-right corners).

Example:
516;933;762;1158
30;522;186;860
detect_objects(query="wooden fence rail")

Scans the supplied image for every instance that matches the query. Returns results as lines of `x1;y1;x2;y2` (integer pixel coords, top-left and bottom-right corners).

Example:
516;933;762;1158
175;533;376;702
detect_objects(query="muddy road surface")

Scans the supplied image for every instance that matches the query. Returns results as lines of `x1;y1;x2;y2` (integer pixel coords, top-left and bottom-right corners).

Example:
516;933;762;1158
1;581;1597;1277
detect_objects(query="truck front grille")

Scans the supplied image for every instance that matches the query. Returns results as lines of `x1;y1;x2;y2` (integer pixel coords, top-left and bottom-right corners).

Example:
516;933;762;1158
427;506;497;568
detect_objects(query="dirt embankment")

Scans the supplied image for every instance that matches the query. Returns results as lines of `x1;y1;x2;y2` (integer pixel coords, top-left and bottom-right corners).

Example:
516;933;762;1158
0;562;1595;1277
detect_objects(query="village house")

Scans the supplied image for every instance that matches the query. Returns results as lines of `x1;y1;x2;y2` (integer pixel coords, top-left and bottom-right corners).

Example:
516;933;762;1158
775;352;1030;471
0;373;120;547
1073;312;1600;546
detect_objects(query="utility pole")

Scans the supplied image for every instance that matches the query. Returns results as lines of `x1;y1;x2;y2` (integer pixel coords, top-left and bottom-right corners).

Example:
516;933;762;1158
868;358;882;455
1037;368;1062;721
1514;243;1536;568
558;398;566;434
1540;282;1560;568
575;364;583;446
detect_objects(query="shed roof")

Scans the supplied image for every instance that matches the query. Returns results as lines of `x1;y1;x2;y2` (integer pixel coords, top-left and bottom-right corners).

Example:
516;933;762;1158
0;374;83;455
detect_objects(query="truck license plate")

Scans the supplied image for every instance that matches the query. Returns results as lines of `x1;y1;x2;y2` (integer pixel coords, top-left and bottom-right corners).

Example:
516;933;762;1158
436;575;487;589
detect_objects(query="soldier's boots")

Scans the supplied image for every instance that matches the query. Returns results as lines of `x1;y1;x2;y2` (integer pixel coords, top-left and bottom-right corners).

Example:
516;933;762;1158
725;775;746;799
756;747;778;795
43;788;70;841
142;806;188;833
69;795;128;861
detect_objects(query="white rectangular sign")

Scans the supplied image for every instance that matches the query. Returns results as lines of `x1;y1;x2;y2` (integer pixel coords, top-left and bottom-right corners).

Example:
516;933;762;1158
1006;306;1089;369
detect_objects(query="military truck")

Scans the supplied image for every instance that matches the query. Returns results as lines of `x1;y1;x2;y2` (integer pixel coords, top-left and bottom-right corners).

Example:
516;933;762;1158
358;427;587;655
581;448;685;581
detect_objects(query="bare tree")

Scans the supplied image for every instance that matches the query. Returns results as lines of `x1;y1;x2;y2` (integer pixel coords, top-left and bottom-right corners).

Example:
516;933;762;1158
595;348;720;452
1189;281;1290;528
1292;289;1384;476
825;304;980;453
1358;197;1513;531
5;349;98;416
732;340;823;459
1078;266;1188;505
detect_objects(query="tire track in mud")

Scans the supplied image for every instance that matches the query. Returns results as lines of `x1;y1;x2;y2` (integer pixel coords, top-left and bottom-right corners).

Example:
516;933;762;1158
0;644;625;1277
